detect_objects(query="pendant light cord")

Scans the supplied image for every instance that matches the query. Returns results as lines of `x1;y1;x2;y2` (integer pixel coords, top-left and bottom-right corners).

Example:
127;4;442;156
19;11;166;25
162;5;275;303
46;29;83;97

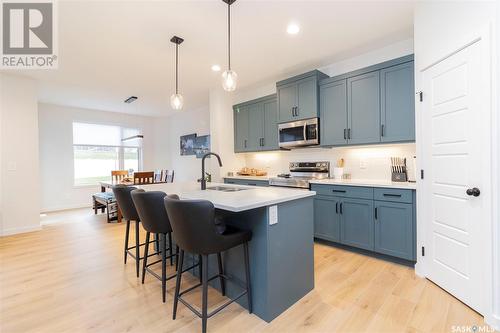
175;42;179;94
228;2;231;70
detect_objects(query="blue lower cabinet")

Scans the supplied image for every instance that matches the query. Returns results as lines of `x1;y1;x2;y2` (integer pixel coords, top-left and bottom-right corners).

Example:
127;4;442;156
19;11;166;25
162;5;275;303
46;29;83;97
374;201;414;260
340;198;374;251
313;196;341;242
312;184;416;262
224;178;269;187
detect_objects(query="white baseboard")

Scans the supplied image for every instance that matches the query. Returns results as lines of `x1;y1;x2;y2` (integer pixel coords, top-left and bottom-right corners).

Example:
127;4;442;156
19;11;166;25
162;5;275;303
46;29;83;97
41;203;92;213
414;262;425;278
485;314;500;331
0;225;41;237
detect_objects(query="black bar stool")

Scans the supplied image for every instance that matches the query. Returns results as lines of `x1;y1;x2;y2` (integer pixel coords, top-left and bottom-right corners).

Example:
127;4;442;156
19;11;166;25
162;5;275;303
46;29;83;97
164;195;252;333
112;185;158;277
131;189;200;302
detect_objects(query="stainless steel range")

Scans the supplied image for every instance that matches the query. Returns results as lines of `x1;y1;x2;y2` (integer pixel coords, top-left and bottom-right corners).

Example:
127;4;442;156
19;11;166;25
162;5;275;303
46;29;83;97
269;162;330;189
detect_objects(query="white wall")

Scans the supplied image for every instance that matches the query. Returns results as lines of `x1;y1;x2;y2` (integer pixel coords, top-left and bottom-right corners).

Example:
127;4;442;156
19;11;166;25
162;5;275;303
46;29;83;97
210;38;415;182
155;106;211;182
414;1;499;330
38;103;161;212
0;74;40;236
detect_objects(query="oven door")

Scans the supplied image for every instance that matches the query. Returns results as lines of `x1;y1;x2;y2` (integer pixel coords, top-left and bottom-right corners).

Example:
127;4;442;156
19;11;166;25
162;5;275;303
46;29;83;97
278;118;319;148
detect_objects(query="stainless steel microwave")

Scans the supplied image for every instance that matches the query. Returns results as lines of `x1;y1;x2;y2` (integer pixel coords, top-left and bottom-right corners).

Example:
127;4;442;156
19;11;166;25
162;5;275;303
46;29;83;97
278;118;319;148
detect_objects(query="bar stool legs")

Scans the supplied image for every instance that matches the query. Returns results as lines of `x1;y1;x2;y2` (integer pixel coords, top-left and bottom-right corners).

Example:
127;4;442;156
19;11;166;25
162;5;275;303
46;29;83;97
135;220;141;277
124;220;131;264
172;244;252;333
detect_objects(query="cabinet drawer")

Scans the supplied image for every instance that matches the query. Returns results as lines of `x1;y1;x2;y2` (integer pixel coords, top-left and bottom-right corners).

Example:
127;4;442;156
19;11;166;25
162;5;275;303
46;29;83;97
311;184;373;200
374;188;412;203
224;178;269;187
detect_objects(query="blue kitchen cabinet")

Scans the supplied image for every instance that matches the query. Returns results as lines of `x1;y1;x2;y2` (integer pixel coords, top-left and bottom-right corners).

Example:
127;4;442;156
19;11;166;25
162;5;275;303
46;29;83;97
340;197;374;251
311;184;416;261
233;95;278;153
380;62;415;143
347;71;381;145
224;178;269;187
313;195;341;242
234;105;249;152
374;200;414;260
276;70;328;123
262;98;279;150
320;79;348;146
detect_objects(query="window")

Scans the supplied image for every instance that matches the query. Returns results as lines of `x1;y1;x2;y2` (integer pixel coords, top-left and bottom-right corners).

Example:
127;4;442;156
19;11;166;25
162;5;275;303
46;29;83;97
73;122;142;186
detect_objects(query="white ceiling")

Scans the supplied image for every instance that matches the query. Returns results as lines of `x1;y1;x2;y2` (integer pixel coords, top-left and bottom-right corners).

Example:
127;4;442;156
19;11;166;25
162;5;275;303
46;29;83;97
12;0;415;116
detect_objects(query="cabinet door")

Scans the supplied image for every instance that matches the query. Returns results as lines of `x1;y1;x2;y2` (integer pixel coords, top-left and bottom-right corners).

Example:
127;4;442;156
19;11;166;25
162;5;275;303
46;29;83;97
247;103;264;151
234;106;249;152
340;198;374;250
374;201;414;260
277;83;297;123
297;77;318;120
262;98;278;150
347;71;381;145
314;196;341;242
320;79;348;146
380;62;415;142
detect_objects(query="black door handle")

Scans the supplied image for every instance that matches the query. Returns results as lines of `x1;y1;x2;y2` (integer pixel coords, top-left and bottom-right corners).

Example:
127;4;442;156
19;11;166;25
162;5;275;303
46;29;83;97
335;202;338;214
466;187;480;197
344;129;347;140
339;202;343;214
374;207;378;219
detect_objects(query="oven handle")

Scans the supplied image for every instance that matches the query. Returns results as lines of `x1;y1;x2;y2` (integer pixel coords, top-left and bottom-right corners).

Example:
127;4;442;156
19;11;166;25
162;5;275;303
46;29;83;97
303;123;307;141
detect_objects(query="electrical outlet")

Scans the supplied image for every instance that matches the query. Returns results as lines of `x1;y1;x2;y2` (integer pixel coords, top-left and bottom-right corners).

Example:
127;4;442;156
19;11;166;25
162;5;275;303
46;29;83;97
359;160;368;169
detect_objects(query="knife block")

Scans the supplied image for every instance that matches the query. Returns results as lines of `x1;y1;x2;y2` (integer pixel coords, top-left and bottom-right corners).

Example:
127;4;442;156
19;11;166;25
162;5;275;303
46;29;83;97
391;172;408;182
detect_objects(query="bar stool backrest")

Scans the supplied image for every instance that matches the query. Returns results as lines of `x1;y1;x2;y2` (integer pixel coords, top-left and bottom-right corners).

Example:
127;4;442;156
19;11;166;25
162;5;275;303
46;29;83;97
164;195;222;255
131;189;173;234
112;185;139;221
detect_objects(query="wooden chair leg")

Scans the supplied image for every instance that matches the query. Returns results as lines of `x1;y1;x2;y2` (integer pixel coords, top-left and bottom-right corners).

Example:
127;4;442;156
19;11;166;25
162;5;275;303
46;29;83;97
201;255;209;333
124;220;131;264
161;234;167;303
142;232;150;284
243;242;252;314
135;220;140;278
172;249;184;320
217;252;226;296
93;198;97;214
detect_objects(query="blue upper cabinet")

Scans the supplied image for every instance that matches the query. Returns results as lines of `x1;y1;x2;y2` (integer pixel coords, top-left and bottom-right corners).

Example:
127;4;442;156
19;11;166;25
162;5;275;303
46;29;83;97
277;70;328;123
319;55;415;147
233;94;278;153
320;79;348;146
234;105;249;152
380;62;415;142
347;71;381;145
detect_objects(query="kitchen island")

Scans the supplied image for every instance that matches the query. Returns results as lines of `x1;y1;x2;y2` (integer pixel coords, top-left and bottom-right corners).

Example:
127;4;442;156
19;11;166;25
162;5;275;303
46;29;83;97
139;181;316;322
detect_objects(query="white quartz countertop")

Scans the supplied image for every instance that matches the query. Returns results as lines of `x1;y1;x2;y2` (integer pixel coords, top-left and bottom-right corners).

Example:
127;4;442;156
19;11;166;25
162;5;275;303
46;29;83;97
138;181;315;212
223;175;271;181
309;179;417;190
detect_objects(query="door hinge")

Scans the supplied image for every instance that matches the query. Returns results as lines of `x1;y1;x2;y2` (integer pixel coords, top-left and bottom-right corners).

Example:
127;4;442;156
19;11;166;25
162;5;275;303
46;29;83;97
417;91;423;102
421;246;425;256
420;169;424;179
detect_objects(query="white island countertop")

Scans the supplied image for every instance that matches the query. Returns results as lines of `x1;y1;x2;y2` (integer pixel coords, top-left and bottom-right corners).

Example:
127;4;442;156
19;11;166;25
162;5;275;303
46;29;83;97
223;175;271;181
309;178;417;190
138;181;315;212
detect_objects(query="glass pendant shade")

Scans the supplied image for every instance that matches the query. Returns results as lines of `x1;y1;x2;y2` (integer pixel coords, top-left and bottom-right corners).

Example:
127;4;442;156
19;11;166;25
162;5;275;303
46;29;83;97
170;93;184;110
222;70;238;92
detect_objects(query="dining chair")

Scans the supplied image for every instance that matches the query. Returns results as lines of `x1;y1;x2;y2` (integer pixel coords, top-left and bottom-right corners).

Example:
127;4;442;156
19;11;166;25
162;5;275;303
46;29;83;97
133;171;154;184
112;170;129;182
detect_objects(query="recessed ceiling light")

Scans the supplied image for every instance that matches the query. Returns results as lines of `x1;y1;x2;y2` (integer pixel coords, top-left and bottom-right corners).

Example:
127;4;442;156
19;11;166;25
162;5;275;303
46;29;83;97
211;64;221;72
287;23;300;35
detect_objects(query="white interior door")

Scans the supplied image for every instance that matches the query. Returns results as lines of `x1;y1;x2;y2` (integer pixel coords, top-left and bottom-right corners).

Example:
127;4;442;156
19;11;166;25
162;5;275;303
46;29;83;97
421;40;488;314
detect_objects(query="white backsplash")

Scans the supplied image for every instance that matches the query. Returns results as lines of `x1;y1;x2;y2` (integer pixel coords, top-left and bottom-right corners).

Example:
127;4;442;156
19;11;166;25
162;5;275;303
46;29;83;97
241;143;416;181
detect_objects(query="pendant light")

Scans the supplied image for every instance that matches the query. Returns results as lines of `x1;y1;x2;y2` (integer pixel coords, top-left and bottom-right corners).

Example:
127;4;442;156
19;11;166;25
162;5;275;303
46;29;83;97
221;0;237;91
170;36;184;110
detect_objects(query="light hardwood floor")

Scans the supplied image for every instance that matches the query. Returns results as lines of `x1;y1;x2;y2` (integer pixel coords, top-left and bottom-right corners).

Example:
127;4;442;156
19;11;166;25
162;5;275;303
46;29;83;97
0;208;492;333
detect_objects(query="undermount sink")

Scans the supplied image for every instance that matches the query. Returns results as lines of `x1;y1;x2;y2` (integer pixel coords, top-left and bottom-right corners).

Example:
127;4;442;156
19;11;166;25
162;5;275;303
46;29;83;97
206;186;249;192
